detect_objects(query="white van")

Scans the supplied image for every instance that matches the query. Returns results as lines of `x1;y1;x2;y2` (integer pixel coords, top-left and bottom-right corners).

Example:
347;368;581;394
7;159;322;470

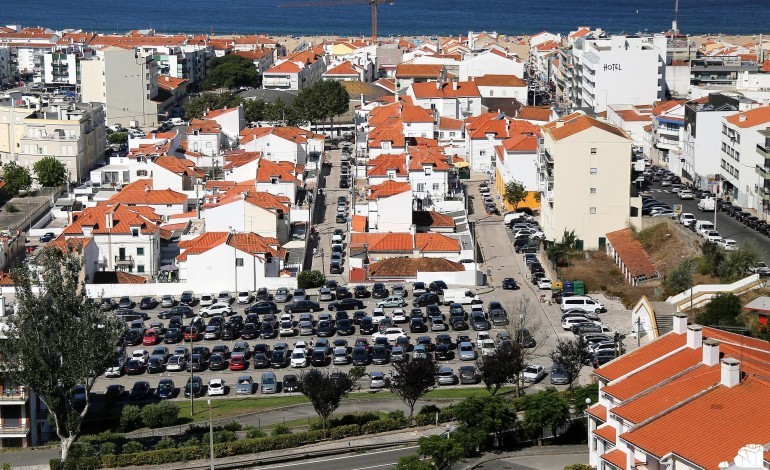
441;289;482;306
169;117;187;127
504;212;532;225
560;296;605;314
695;220;715;238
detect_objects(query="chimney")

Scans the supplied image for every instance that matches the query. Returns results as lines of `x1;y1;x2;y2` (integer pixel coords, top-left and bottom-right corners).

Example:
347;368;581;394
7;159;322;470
0;295;6;317
687;325;703;349
555;119;564;128
702;339;720;366
721;358;741;388
435;81;441;90
105;211;114;230
672;312;688;334
410;224;417;255
739;114;747;122
452;81;458;91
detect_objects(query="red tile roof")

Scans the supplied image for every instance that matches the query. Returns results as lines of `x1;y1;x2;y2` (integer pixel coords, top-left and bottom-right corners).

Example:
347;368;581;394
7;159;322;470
64;204;161;237
411;81;481;99
600;449;628;469
204;107;240;119
652;100;685;116
517;106;552;122
232;49;269;61
265;61;301;74
109;179;188;205
177;232;229;261
350;232;460;253
473;74;526;87
413;211;456;228
616;109;652;122
594;424;617;445
725;106;770;128
374;78;396;93
605;228;658;279
223;151;261;170
351;215;367;233
239;126;315;145
543;114;628;141
255;159;300;184
586;404;607;423
324;61;360;76
594;332;687;381
501;134;538;152
367;180;411;199
157;75;188;92
187;119;221;134
395;63;444;78
438;117;463;130
621;376;770;469
368;257;465;278
115;271;148;284
153;156;205;178
401;105;434;123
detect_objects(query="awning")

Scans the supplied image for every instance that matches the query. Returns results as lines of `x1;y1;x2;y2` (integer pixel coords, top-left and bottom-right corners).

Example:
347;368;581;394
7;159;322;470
454;161;470;168
159;265;179;272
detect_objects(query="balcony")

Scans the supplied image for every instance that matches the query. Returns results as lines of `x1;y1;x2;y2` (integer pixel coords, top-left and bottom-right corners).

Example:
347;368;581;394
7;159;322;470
0;420;30;436
21;133;78;141
115;255;134;267
756;165;770;180
757;143;770;158
0;389;28;403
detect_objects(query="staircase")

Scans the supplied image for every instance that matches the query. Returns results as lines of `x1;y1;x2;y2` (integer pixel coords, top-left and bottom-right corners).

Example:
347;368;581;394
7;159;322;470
654;313;674;336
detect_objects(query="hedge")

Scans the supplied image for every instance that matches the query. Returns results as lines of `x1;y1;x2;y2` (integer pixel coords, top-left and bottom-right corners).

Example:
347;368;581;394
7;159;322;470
414;407;455;426
362;418;406;434
101;445;203;467
330;424;360;440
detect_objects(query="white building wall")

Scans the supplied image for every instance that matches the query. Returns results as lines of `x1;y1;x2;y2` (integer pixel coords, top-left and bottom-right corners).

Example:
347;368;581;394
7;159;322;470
242;134;306;165
187;132;220;157
179;243;279;293
370;191;412;232
255;180;297;203
409;169;449;203
684;109;737;187
468;137;501;173
459;52;525;80
477;85;527;101
211;108;245;141
90;231;160;276
402;121;434;138
720;118;766;213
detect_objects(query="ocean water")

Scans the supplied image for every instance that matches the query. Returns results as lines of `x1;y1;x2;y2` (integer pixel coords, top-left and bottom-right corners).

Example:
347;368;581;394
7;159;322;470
1;0;768;37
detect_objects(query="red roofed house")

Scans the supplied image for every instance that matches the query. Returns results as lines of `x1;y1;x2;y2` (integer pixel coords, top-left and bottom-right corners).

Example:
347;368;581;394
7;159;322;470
263;46;327;91
406;146;453;204
473;74;528;101
203;105;246;142
349;230;461;261
233;48;275;74
185;118;222;157
587;315;770;470
254;158;303;203
323;60;365;81
366;180;413;232
494;131;541;211
458;48;525;81
394;63;445;90
239;126;324;166
62;203;162;277
604;228;659;285
177;231;288;291
222;150;261;182
201;188;291;244
408;81;482;120
721;105;770;214
108;179;189;217
539;113;637;250
651;100;686;175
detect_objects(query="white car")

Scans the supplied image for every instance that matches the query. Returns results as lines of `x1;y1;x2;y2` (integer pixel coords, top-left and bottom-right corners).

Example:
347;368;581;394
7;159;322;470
371;308;386;325
105;357;126;378
678;189;694;199
679;213;696;227
166;355;186;371
523;365;547;383
217;291;232;304
704;230;723;244
719;238;738;251
131;349;149;365
480;339;496;356
237;291;252;304
290;348;308;368
536;278;552;290
207;379;226;396
392;308;407;323
562;316;600;331
650;207;674;217
200;302;232;317
199;294;215;307
372;327;407;343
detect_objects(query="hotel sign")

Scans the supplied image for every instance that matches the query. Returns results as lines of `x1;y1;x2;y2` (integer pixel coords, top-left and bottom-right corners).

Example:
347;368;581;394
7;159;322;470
603;64;622;71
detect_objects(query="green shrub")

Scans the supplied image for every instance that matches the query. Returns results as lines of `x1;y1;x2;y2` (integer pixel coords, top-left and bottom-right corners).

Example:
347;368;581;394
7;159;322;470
81;431;124;443
3;463;10;470
185;424;206;435
386;410;406;421
203;430;237;444
99;442;116;456
120;405;142;431
329;424;360;439
221;421;242;432
154;436;176;450
121;441;144;454
418;404;440;416
297;270;325;289
69;442;96;458
271;424;292;436
49;459;62;470
101;445;202;467
415;406;454;426
245;427;266;439
141;401;180;428
361;418;404;434
63;457;101;470
313;412;380;430
182;437;200;448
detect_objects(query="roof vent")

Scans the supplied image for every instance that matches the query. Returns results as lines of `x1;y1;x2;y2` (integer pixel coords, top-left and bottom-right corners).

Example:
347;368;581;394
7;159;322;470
687;324;703;349
739;114;747;122
702;339;720;366
721;358;741;388
555;119;565;128
672;312;688;334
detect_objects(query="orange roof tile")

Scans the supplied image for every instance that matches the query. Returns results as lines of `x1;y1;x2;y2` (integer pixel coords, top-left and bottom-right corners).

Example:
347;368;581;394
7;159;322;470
621;376;770;469
153;156;205;178
233;49;269;61
517;106;552;122
438;117;463;130
401;105;434;123
157;75;188;92
703;326;770;354
351;215;367;233
616;109;652;122
652;99;685;116
725;106;770;128
594;332;687;381
473;74;526;87
611;364;721;424
411;81;481;99
570;27;591;39
413;211;455;228
535;40;560;51
367;126;406;149
367;180;411;199
115;271;147;284
395;63;444;78
594;424;617;445
368;257;465;278
374;78;396;93
177;232;229;261
228;232;284;259
349;232;459;253
600;449;628;469
239;126;311;145
586;404;607;423
204;107;240;119
324;61;360;76
256;159;300;184
47;237;93;253
265;61;302;74
109;180;187;205
187;119;221;134
602;347;702;401
64;204;161;237
223;151;261;170
605;228;658;279
544;114;628;141
501;134;538;152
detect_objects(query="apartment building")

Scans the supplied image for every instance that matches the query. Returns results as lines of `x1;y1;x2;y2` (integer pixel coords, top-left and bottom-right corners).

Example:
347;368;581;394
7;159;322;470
587;316;770;470
407;81;482;120
42;46;94;86
0;46;13;85
650;100;686;174
538;113;639;250
80;47;160;128
262;47;327;91
0;96;106;182
0;373;48;448
719;106;770;213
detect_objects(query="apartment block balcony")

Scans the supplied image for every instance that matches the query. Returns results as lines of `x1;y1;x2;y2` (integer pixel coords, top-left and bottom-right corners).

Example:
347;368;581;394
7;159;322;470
760;185;770;201
114;255;134;267
0;420;31;436
0;388;28;404
21;133;79;141
756;165;770;180
758;143;770;158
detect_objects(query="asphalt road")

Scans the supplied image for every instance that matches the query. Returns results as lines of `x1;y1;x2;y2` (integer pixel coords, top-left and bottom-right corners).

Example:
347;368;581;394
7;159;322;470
644;183;770;262
254;446;419;470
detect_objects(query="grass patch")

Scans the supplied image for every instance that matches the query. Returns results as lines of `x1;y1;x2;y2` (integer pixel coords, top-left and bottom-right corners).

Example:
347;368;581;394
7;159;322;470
181;395;309;423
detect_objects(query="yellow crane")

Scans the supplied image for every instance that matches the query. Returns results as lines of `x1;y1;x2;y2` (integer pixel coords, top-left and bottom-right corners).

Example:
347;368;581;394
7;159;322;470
279;0;394;40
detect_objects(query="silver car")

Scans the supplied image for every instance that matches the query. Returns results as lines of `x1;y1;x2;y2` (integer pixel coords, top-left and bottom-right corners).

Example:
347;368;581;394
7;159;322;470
260;372;278;394
160;295;175;308
437;366;458;385
332;347;350;365
236;376;254;394
274;288;291;303
458;342;476;361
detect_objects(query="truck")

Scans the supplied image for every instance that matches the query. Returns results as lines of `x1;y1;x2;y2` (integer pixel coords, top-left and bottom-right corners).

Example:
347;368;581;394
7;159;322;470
698;197;715;211
441;289;483;306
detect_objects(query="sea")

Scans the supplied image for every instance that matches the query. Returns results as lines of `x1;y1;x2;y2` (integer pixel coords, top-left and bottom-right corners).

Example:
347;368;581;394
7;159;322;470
1;0;768;38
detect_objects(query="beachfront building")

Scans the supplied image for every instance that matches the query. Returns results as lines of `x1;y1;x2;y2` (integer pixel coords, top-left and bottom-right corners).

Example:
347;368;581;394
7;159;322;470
723;105;770;214
538;113;639;250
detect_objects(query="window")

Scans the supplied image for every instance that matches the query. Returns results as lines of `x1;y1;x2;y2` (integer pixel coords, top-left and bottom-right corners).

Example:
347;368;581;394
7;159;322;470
449;131;456;137
432;183;440;190
590;168;597;175
235;258;244;267
590;148;597;155
480;150;486;156
416;183;425;192
424;167;432;176
137;265;145;273
132;229;139;237
590;207;596;214
137;170;148;176
590;187;597;194
137;248;144;256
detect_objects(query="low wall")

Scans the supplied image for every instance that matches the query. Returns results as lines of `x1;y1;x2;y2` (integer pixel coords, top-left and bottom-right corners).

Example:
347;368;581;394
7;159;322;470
666;274;765;311
85;277;298;299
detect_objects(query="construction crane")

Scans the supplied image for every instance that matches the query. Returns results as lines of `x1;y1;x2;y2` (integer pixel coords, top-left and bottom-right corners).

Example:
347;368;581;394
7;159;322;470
279;0;394;40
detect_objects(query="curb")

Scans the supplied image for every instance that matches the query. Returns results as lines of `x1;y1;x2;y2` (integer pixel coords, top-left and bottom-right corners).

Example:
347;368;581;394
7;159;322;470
466;444;588;469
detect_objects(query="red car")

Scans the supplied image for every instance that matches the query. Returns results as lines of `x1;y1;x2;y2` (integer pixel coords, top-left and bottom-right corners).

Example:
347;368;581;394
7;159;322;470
229;355;247;371
142;329;160;346
354;338;370;351
183;326;201;342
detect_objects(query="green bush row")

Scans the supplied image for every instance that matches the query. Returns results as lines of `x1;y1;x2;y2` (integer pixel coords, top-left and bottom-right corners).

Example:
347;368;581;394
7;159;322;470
362;418;406;434
414;407;455;426
101;445;202;467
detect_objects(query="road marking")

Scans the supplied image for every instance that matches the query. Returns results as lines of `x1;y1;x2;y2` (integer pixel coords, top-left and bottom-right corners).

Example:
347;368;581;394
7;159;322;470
351;463;399;470
254;446;419;469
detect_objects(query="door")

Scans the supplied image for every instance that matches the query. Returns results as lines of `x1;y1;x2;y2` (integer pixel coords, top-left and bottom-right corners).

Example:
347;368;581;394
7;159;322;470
118;247;126;261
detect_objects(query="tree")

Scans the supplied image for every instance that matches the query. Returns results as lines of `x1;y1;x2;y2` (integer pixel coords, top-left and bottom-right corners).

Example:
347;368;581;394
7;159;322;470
389;357;438;421
506;296;549;397
565;382;599;414
453;395;518;448
185;92;243;121
718;241;760;282
549;336;592;389
106;132;128;146
394;455;433;470
518;388;571;446
297;269;325;289
662;258;694;296
0;246;125;460
33;156;67;187
293;79;350;124
476;341;524;396
503;180;527;211
203;54;261;90
699;241;725;276
298;370;355;431
243;98;266;123
262;98;300;126
697;293;743;327
2;162;32;196
418;434;466;469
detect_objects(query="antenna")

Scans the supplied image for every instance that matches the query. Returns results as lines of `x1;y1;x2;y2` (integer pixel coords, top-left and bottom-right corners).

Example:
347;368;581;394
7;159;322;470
672;0;679;33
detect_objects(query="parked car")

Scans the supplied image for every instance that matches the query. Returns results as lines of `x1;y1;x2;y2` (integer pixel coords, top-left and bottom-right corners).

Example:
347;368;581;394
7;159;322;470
236;376;254;394
523;364;547;383
207;379;227;396
437;366;458;385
